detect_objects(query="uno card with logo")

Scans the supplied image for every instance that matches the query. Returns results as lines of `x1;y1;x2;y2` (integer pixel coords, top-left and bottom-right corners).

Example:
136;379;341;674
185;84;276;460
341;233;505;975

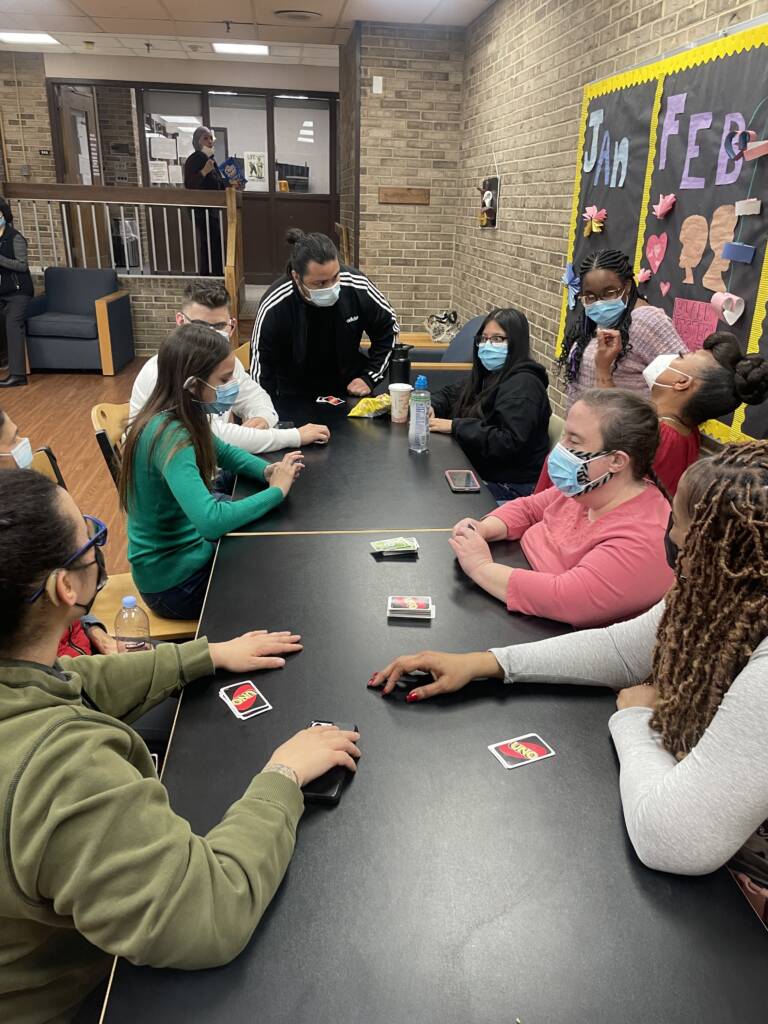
219;681;272;720
316;396;345;406
488;732;556;770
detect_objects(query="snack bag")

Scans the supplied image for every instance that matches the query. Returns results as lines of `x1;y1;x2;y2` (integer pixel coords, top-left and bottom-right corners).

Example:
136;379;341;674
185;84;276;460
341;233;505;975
348;394;392;418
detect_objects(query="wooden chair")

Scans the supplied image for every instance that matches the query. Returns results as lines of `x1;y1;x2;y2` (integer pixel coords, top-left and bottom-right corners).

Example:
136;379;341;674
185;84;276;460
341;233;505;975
234;341;251;372
92;579;198;642
91;401;129;489
31;446;66;487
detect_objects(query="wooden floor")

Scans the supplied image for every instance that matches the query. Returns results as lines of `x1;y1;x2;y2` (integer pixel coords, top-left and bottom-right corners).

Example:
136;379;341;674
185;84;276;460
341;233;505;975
0;363;145;574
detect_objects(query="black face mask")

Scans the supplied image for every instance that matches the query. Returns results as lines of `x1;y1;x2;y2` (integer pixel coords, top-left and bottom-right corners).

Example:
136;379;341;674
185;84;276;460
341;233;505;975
664;514;678;570
70;545;108;615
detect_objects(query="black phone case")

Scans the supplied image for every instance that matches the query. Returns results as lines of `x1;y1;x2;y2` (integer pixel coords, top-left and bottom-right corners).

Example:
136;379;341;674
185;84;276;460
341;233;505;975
303;722;358;805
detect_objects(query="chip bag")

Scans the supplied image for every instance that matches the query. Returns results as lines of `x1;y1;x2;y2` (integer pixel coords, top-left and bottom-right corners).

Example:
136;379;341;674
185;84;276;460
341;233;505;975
348;394;392;418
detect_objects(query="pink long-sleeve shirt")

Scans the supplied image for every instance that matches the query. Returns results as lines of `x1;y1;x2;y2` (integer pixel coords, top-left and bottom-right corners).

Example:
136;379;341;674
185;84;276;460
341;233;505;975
487;485;674;627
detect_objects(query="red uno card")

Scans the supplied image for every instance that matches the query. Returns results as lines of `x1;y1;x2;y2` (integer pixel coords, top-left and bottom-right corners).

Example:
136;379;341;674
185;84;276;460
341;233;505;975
488;733;555;770
316;396;345;406
219;681;272;720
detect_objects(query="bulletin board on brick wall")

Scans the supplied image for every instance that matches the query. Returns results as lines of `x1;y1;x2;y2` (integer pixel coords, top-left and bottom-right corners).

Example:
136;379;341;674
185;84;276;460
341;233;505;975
558;24;768;443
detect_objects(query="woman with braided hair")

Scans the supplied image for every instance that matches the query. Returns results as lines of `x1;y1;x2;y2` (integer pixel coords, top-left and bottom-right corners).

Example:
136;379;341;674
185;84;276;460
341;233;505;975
373;443;768;925
561;248;686;405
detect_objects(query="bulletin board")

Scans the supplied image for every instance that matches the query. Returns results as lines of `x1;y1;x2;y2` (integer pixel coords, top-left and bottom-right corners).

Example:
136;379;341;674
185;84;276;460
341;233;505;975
558;24;768;442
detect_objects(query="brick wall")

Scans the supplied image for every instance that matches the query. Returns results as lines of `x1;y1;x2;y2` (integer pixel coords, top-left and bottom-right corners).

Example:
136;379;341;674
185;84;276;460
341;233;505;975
0;52;56;186
358;23;464;331
95;86;142;187
451;0;768;415
339;27;360;264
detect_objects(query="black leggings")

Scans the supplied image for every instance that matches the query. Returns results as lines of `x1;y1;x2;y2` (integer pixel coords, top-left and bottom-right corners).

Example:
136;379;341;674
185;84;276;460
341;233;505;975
0;293;31;375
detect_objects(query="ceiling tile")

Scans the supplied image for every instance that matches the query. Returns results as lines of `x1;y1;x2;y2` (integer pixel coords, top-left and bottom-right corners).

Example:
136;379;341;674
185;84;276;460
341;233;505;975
2;13;100;30
75;0;173;17
423;0;493;25
174;22;258;38
0;0;83;13
161;0;253;20
90;17;175;33
252;0;343;28
341;0;436;24
256;23;336;43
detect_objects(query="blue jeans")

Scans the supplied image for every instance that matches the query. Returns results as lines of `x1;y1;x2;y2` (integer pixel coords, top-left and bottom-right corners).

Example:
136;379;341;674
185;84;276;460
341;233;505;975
485;480;536;505
140;560;213;621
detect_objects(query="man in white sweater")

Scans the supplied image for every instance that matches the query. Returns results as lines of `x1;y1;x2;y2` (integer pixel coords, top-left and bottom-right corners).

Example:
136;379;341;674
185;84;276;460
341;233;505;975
130;282;329;453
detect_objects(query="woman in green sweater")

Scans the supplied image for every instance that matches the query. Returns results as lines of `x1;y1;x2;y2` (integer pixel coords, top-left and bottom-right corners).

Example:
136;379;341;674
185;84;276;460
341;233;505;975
120;324;304;619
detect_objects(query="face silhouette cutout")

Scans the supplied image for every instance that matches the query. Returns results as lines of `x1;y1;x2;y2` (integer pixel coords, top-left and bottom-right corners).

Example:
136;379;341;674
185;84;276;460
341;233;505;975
702;204;737;293
678;215;708;284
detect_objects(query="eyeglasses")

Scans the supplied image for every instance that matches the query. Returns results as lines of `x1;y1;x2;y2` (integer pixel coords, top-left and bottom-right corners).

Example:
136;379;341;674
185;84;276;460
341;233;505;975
476;333;508;345
28;514;108;603
580;287;625;305
180;313;235;333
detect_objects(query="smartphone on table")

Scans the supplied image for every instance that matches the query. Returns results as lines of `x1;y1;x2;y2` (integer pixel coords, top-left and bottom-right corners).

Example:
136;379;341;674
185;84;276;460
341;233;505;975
303;721;359;805
445;469;481;493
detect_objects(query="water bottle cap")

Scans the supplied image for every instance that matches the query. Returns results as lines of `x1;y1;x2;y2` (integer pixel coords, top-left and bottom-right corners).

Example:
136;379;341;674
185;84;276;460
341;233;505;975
415;374;428;389
122;596;138;608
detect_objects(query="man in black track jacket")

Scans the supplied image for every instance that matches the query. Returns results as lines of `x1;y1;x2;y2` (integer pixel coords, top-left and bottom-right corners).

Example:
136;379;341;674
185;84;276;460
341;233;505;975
250;229;398;398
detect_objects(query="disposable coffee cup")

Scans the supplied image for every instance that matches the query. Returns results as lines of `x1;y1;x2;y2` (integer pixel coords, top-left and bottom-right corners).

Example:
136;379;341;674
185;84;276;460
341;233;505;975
389;383;413;423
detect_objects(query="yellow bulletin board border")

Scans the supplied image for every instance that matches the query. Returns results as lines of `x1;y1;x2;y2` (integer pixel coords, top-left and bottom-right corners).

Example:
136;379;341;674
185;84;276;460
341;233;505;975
557;23;768;443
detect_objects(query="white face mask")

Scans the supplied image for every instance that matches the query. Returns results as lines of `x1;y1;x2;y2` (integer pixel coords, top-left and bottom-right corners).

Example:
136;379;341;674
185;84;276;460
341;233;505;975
643;354;692;391
2;436;33;469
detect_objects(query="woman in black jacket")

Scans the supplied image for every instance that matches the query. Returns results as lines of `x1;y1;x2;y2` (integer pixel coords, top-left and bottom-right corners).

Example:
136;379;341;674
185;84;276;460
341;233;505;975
0;197;34;389
429;308;551;501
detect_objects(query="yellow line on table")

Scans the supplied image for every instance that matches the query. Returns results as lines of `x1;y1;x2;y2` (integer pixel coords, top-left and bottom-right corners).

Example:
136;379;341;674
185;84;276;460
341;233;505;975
227;528;453;537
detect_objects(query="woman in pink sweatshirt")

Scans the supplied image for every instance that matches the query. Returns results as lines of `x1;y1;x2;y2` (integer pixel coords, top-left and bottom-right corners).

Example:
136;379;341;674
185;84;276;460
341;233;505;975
450;389;673;628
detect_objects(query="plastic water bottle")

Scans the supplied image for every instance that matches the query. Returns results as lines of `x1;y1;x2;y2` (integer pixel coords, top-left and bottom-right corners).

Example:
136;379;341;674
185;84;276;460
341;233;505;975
114;596;152;653
408;374;431;454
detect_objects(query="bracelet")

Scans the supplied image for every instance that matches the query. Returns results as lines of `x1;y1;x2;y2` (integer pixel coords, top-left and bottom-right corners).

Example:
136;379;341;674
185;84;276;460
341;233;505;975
262;762;299;787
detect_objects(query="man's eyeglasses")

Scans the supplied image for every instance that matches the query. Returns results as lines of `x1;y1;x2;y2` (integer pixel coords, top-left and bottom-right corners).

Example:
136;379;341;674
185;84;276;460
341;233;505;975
180;313;236;333
29;514;108;603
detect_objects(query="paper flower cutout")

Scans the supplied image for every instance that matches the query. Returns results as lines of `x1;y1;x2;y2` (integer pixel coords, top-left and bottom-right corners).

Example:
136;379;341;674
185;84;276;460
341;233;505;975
561;263;581;309
652;193;676;219
637;268;652;283
582;205;607;237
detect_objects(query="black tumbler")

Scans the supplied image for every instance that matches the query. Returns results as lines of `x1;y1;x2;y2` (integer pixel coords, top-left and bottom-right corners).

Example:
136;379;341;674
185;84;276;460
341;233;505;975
389;342;413;385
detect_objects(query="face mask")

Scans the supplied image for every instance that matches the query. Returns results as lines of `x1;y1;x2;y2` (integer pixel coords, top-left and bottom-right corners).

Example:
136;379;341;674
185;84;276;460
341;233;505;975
0;216;5;230
547;442;616;498
71;545;107;615
585;297;626;326
5;436;33;469
196;378;240;415
306;282;341;307
201;146;215;157
478;342;507;372
643;353;692;391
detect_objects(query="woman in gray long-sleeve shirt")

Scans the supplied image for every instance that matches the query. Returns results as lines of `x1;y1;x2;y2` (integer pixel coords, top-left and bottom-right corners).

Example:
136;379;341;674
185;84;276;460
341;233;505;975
0;196;34;388
372;443;768;926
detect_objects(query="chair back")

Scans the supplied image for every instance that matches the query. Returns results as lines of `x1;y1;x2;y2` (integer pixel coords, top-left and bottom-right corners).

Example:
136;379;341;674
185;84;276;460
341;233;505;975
548;413;565;451
31;446;66;487
442;315;485;362
44;267;118;316
234;341;250;371
91;402;129;488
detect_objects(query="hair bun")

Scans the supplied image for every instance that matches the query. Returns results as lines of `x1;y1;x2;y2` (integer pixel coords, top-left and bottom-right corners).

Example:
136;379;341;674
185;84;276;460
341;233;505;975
734;355;768;404
285;228;306;246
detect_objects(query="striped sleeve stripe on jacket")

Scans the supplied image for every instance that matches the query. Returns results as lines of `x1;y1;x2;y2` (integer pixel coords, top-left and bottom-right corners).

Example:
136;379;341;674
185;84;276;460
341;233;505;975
249;280;294;381
339;271;399;382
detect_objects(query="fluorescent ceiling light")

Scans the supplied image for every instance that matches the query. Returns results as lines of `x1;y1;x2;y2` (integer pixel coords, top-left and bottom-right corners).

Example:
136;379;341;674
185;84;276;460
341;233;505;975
276;94;308;100
299;129;313;135
302;120;314;127
213;43;269;55
0;31;59;44
296;137;313;143
209;90;237;95
159;115;201;123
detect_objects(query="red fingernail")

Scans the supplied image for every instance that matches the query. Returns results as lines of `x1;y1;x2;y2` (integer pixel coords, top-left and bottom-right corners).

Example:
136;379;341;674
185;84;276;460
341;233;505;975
406;691;420;703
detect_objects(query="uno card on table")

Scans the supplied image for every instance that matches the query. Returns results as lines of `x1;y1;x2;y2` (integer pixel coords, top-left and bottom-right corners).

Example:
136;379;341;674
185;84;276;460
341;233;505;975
316;396;345;406
387;595;435;619
488;733;555;770
219;681;272;720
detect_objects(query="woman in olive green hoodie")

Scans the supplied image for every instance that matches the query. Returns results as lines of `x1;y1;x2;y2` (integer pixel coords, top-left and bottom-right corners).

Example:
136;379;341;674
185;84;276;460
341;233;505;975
0;470;360;1023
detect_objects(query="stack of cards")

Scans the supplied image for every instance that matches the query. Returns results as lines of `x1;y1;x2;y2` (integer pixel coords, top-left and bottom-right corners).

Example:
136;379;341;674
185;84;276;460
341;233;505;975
219;681;272;721
370;536;420;556
387;595;435;619
488;733;555;770
316;396;345;406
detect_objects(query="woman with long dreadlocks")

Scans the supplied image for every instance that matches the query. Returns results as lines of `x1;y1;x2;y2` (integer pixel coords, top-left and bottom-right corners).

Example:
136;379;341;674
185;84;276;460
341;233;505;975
562;248;686;405
373;442;768;925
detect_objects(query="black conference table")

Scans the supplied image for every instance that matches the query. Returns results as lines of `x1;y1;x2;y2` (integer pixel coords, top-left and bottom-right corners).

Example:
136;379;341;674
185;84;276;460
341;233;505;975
102;530;767;1023
231;396;493;532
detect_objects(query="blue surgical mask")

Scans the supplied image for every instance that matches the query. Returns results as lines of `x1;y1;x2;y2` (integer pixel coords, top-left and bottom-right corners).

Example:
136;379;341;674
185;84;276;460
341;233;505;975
478;342;507;372
307;282;341;307
547;442;615;497
2;436;33;469
0;216;5;230
197;378;240;415
585;297;626;326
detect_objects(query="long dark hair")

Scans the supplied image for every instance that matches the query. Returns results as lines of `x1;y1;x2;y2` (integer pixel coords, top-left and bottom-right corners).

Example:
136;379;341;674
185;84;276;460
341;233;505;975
0;469;76;652
454;308;533;418
285;228;338;277
560;249;639;382
681;331;768;424
119;324;230;511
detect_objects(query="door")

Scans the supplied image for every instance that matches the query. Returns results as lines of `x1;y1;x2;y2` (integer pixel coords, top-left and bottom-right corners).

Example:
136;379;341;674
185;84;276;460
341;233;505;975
55;85;106;267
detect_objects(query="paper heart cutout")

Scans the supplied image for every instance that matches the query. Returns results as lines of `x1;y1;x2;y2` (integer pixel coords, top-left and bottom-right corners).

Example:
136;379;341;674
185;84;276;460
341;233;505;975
646;233;668;274
660;282;671;296
711;291;745;325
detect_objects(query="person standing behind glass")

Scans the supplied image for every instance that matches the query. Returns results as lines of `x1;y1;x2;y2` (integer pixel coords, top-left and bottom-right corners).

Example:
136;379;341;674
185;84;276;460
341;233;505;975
184;127;225;277
0;197;34;389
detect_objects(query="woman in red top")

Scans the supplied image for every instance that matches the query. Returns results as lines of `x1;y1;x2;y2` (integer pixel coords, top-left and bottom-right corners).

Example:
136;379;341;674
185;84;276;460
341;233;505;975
538;331;768;495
